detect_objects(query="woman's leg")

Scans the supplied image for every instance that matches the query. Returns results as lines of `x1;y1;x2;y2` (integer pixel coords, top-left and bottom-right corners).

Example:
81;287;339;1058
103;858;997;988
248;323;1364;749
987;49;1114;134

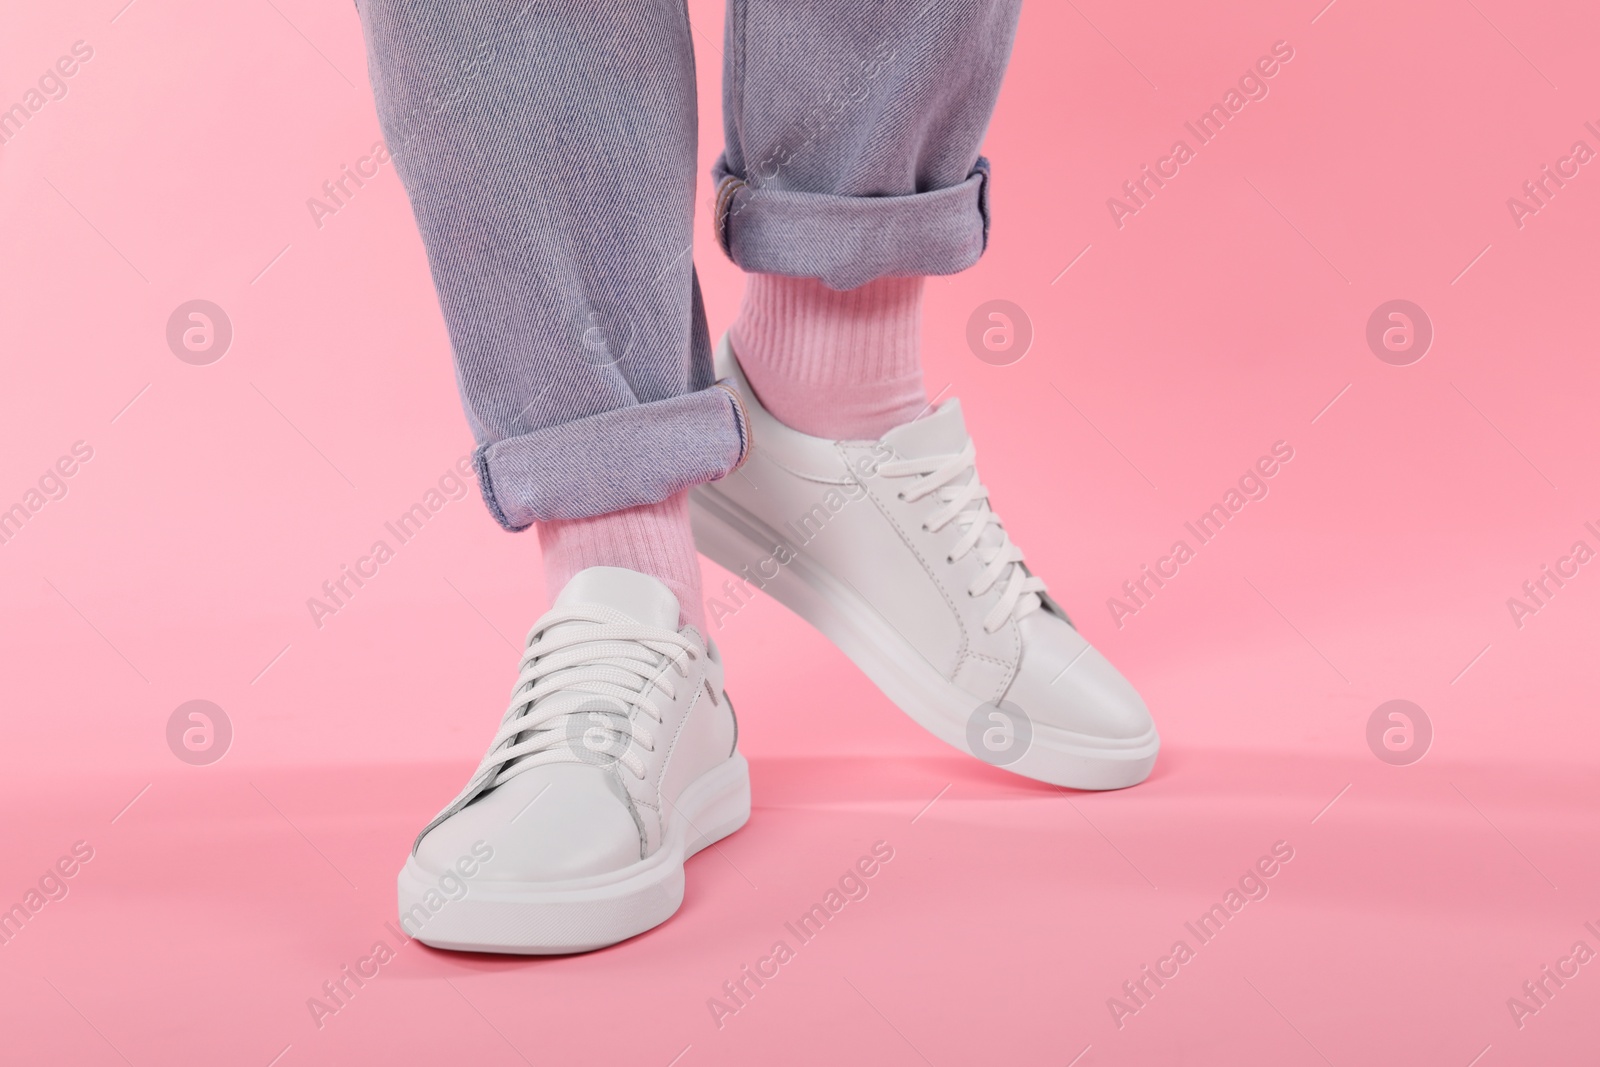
536;491;704;629
731;274;926;439
716;0;1021;439
357;0;744;628
362;3;751;955
698;0;1159;791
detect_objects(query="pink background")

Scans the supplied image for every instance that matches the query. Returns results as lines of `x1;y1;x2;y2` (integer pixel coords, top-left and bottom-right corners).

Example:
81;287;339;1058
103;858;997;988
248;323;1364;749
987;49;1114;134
3;0;1599;1063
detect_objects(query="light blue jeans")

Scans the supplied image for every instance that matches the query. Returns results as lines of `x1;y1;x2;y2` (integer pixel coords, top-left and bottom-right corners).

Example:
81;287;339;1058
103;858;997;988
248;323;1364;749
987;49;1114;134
357;0;1019;528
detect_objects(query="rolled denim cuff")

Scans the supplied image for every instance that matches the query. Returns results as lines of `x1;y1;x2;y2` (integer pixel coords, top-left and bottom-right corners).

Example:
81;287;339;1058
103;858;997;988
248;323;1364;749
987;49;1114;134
474;383;749;528
713;155;992;291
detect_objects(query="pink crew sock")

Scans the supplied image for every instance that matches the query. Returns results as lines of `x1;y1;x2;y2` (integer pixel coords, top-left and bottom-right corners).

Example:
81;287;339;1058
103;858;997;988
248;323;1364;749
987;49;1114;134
729;274;928;440
538;491;706;634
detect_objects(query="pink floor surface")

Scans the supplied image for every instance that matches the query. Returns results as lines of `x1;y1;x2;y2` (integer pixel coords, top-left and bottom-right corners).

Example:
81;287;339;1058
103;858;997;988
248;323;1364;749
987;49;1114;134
4;0;1599;1064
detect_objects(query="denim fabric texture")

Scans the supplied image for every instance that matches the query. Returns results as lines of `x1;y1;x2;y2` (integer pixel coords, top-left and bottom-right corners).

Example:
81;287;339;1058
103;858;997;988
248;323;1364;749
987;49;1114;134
357;0;1019;528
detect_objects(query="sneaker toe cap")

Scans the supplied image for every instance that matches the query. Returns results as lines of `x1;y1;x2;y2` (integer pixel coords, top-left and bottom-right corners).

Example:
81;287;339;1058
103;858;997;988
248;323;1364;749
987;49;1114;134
1007;612;1155;743
416;764;642;883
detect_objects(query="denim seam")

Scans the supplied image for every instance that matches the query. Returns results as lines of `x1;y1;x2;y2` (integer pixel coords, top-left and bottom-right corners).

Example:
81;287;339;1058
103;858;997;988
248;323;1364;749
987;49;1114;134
714;175;745;257
974;155;992;252
729;0;748;156
472;443;528;532
713;379;752;473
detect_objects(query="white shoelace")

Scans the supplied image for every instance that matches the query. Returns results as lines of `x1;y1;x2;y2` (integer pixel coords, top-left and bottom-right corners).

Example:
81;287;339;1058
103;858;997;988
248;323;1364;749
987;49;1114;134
880;440;1047;634
468;606;697;790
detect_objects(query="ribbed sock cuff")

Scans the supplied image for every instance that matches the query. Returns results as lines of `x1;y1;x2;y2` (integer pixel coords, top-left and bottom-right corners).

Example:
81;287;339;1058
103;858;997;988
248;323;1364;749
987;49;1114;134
730;273;928;440
537;491;705;633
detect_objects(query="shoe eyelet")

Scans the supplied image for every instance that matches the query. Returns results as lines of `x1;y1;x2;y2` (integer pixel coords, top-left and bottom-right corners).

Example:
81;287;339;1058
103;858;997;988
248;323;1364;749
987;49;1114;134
946;555;954;564
896;492;906;501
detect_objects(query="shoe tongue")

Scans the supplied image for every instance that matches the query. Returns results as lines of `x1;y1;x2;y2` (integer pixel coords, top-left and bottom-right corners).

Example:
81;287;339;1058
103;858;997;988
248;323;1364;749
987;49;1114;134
881;399;969;459
881;399;1025;601
553;566;680;630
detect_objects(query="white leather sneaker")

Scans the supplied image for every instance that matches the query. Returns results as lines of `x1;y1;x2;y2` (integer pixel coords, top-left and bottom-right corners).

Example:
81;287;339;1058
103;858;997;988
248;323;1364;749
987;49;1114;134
397;567;749;954
691;335;1158;790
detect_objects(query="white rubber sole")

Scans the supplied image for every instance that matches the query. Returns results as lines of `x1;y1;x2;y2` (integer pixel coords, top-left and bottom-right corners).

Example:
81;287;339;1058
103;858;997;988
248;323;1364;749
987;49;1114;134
397;753;750;954
691;486;1158;790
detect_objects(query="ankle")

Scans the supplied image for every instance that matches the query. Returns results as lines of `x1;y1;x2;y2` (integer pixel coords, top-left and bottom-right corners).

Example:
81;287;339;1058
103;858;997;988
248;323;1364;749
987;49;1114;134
730;274;927;440
538;492;706;633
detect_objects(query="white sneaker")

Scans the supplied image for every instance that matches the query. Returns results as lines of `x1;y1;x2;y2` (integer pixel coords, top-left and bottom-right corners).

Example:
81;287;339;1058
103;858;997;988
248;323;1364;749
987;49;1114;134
397;566;749;954
691;335;1158;790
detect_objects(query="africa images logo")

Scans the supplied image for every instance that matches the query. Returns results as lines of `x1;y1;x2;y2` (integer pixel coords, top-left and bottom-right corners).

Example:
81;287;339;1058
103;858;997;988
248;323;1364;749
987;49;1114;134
1106;40;1296;229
